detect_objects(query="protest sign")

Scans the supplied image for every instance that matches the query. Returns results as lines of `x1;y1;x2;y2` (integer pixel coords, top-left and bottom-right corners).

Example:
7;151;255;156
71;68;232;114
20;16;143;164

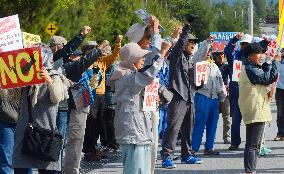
22;32;41;48
0;47;45;89
0;14;23;53
142;78;159;112
195;61;208;86
210;32;239;52
266;38;278;60
232;60;242;82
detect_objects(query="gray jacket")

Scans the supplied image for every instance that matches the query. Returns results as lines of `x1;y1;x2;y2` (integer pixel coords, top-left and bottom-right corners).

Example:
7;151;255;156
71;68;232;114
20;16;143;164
112;54;163;145
13;72;64;170
197;62;226;102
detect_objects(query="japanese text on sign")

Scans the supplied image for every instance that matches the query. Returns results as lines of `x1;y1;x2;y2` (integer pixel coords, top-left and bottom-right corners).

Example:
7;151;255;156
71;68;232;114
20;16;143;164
210;32;239;52
0;47;45;89
142;78;159;112
266;39;278;60
22;32;41;48
0;14;23;53
195;61;208;86
232;60;242;82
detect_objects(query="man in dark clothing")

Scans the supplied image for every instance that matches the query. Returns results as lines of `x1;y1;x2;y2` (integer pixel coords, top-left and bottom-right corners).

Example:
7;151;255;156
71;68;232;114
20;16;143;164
50;26;103;174
162;15;202;169
214;51;231;144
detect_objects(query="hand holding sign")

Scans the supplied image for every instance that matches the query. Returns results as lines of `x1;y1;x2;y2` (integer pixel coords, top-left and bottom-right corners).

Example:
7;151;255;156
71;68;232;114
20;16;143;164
40;67;53;85
150;15;160;34
236;32;244;40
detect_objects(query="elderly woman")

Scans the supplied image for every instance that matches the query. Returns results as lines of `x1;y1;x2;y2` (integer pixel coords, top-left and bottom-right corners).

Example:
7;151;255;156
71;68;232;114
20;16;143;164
238;43;281;174
109;42;170;174
12;45;66;174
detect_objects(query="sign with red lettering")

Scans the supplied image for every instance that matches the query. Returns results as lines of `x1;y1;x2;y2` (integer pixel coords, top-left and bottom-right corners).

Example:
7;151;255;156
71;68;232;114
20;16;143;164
266;38;278;60
142;78;159;112
0;15;23;53
210;32;239;52
0;47;45;89
232;60;242;82
195;61;208;86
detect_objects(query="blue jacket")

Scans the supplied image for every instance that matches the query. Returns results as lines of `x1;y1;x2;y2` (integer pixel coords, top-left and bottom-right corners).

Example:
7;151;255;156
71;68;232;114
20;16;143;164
224;36;246;99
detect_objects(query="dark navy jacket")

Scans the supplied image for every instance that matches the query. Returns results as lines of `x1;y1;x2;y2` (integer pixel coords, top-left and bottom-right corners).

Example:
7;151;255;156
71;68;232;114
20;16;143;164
224;36;246;99
244;60;280;85
168;24;193;102
217;63;230;86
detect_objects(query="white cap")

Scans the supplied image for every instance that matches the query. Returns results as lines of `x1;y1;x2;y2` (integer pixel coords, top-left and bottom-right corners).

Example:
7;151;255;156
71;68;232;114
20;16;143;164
125;23;147;43
120;42;150;64
240;34;253;43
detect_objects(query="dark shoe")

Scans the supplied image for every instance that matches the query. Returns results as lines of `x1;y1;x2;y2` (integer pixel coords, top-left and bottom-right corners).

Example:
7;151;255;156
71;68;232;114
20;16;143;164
228;145;239;151
84;152;101;161
204;149;220;155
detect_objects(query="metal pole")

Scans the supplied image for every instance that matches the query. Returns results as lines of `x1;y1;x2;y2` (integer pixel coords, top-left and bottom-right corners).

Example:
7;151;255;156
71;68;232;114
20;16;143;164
144;0;147;9
248;0;253;36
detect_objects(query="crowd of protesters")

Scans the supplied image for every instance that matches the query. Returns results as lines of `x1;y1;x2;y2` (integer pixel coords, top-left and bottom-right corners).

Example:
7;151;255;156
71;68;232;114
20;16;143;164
0;12;283;174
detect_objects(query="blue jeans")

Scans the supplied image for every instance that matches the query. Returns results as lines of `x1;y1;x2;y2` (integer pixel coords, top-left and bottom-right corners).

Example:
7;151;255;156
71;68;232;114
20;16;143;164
158;105;168;141
0;121;16;174
230;96;242;146
56;111;70;171
192;93;219;152
121;144;151;174
14;168;58;174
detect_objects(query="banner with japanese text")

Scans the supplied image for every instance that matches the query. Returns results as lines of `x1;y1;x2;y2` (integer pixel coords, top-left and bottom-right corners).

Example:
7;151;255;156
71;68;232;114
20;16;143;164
142;78;159;112
210;32;239;52
195;61;208;86
0;47;45;89
0;14;23;53
22;32;41;48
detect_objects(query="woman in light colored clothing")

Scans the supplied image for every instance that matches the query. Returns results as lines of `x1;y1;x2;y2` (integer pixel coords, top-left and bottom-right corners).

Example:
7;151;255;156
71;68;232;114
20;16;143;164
238;43;281;174
109;42;170;174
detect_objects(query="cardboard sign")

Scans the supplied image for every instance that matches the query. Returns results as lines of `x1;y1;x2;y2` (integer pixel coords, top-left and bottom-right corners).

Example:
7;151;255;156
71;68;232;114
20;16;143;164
22;32;41;48
266;38;278;60
0;14;23;53
0;47;45;89
142;78;159;112
232;60;242;82
210;32;239;52
195;61;208;86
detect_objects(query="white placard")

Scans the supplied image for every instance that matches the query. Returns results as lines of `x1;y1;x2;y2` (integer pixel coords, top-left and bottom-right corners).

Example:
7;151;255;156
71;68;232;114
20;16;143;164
195;61;208;86
0;14;23;53
142;78;159;112
232;60;242;82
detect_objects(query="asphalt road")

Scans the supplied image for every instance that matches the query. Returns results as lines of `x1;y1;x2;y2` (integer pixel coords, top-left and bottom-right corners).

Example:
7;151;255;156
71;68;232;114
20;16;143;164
80;100;284;174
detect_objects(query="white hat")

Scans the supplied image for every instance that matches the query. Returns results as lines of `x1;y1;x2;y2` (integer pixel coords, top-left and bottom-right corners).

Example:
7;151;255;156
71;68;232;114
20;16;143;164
50;36;67;46
240;34;253;43
125;23;147;43
120;42;150;64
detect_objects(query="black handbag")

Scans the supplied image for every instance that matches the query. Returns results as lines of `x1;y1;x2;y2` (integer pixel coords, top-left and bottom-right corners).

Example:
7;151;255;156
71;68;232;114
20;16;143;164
22;90;63;162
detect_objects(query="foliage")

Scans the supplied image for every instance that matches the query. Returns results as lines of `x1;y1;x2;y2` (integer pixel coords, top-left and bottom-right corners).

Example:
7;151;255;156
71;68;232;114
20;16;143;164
0;0;269;46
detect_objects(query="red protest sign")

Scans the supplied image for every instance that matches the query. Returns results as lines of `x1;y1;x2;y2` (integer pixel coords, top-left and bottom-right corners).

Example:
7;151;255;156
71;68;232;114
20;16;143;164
232;60;242;82
143;78;159;111
195;61;208;86
0;47;45;89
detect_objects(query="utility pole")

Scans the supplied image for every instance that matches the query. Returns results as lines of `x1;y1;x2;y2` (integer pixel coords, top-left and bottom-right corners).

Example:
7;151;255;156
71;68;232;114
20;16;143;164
248;0;253;36
144;0;147;9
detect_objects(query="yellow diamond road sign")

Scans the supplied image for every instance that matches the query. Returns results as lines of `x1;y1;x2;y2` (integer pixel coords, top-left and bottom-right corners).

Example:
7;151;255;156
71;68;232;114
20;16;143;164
45;23;59;36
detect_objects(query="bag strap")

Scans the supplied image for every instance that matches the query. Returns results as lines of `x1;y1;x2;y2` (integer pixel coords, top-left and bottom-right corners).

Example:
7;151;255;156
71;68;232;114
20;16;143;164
26;87;33;126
